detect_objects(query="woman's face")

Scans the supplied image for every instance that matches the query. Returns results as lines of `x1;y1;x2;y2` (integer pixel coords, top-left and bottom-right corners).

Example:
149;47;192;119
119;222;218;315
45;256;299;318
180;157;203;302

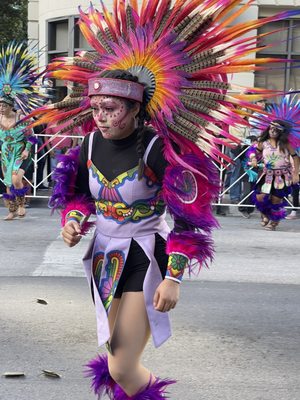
0;102;12;116
269;123;284;139
90;95;140;140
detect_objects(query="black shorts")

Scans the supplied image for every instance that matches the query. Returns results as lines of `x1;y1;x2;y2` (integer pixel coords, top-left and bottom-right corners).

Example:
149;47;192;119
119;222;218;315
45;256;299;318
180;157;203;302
114;233;168;298
256;175;291;198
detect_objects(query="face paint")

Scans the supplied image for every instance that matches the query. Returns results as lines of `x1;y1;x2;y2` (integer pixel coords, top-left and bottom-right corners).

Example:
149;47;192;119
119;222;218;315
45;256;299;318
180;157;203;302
90;95;137;140
269;124;284;138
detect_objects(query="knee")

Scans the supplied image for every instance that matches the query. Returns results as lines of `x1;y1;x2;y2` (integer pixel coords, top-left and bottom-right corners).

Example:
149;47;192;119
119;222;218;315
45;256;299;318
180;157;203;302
108;359;131;385
12;175;21;188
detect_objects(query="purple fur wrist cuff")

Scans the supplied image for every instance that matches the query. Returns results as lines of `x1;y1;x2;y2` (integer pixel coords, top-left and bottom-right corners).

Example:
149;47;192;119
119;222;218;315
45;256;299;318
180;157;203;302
246;145;262;163
166;231;214;274
61;196;96;234
27;135;39;145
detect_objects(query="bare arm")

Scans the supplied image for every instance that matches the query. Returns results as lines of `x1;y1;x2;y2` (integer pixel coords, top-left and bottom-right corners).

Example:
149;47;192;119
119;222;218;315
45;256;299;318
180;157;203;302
287;144;299;183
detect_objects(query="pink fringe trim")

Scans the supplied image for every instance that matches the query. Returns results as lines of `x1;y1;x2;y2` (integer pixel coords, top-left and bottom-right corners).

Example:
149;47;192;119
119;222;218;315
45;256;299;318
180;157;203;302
61;195;95;235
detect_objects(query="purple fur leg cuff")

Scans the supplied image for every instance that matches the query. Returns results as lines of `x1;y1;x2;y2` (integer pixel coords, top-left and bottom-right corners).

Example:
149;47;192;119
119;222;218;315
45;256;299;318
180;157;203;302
252;193;272;216
10;185;28;197
269;201;287;221
2;193;16;201
252;193;287;221
114;377;176;399
84;354;115;399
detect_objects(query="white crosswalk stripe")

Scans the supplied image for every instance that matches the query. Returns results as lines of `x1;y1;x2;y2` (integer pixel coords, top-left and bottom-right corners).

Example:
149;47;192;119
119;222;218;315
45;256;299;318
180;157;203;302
33;234;92;277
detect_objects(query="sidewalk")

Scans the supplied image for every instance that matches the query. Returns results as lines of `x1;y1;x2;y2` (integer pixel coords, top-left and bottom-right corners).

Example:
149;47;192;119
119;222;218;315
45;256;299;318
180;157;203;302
1;277;300;400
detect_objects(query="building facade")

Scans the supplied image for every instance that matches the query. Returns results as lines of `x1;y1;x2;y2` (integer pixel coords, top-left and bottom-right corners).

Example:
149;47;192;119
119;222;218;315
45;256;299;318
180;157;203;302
28;0;300;99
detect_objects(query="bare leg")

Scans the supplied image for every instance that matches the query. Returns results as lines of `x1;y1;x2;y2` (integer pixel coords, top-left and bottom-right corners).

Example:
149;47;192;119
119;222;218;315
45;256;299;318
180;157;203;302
108;292;152;396
12;169;27;217
3;185;18;220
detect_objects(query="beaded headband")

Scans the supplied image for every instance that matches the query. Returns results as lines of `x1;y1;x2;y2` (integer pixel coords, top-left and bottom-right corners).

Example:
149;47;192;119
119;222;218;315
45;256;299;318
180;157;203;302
88;78;144;103
0;96;14;106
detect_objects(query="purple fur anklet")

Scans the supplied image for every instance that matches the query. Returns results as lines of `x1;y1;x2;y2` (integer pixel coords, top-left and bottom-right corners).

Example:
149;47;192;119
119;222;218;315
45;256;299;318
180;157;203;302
113;377;176;399
85;354;115;399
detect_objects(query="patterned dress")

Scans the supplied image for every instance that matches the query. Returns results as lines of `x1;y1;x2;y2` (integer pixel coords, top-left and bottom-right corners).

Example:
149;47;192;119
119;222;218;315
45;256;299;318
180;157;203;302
259;140;292;196
0;120;32;187
82;131;172;348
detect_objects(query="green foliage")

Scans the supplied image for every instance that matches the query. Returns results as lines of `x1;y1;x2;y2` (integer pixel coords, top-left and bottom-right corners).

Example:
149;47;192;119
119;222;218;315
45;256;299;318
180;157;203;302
0;0;28;46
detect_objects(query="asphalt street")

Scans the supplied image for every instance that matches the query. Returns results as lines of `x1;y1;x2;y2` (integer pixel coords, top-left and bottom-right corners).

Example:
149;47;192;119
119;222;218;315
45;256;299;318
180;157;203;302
0;199;299;400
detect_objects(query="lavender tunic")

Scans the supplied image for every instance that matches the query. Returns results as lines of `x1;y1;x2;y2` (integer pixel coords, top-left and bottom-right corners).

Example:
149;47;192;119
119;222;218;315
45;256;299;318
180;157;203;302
82;132;171;348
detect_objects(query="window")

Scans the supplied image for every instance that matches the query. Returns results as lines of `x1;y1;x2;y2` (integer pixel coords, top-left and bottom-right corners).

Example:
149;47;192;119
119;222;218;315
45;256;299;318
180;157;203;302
47;16;91;101
74;18;92;51
255;19;300;92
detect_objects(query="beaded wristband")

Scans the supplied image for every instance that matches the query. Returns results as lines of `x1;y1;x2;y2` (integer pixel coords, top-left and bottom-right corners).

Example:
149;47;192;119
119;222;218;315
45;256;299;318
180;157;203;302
65;209;85;224
165;252;188;283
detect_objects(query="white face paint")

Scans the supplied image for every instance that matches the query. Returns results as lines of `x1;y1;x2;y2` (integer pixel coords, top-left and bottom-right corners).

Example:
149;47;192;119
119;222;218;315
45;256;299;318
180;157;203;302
269;124;284;138
90;95;139;140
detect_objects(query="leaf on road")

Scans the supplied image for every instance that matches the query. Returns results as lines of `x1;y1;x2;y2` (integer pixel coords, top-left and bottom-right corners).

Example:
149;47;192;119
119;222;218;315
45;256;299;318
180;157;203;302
36;298;48;305
3;372;25;378
42;370;61;378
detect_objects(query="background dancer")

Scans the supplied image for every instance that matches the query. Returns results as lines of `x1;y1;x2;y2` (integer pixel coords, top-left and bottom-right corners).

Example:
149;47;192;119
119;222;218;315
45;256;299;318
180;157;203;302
0;42;44;220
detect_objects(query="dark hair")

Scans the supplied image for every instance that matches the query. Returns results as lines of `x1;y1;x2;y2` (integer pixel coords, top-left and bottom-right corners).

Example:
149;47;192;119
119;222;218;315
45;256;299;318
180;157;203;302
258;119;291;152
246;135;258;143
99;69;149;180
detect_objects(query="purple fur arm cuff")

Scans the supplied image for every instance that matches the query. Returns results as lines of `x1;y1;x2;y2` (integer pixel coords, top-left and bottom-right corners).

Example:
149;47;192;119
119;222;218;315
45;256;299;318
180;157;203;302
162;154;219;232
61;196;95;235
166;231;214;275
49;146;81;210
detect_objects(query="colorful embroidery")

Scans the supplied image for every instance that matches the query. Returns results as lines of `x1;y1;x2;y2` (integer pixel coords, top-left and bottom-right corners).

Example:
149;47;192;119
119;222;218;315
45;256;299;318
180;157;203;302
88;160;164;223
89;161;137;201
165;253;188;282
95;196;165;224
99;251;125;311
93;251;105;289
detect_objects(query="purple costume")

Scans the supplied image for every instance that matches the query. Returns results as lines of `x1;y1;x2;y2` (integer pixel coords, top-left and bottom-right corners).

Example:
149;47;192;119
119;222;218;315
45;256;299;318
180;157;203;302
83;132;171;347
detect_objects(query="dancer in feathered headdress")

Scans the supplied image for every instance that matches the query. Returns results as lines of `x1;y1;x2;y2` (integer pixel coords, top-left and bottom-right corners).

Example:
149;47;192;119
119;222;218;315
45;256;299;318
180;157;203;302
29;1;300;398
0;41;44;220
247;93;300;230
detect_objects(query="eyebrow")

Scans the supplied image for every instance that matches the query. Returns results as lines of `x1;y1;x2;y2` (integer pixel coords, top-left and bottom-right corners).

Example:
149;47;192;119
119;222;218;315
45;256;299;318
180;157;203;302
92;98;119;105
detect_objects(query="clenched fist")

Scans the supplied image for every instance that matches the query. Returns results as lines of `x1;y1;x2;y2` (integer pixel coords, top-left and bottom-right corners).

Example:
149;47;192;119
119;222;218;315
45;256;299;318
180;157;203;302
61;220;82;247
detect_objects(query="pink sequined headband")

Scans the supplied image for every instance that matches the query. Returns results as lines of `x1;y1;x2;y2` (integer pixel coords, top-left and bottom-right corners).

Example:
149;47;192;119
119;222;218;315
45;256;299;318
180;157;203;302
88;77;144;102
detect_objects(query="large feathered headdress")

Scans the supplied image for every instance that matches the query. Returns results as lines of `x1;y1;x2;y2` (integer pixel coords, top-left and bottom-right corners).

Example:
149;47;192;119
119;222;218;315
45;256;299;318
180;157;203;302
0;41;45;115
268;94;300;151
29;0;300;161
